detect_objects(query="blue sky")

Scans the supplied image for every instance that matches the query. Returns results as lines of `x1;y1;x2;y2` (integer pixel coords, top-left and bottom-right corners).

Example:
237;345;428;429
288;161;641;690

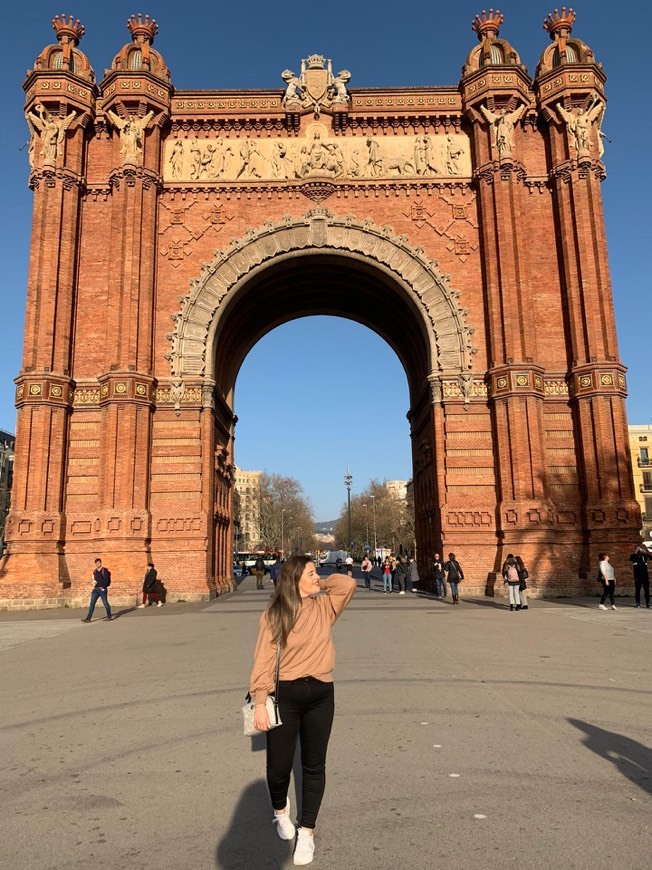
1;1;649;520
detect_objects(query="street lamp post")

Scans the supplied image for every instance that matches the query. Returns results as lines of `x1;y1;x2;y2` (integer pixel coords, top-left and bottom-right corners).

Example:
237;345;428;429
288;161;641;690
363;503;369;550
297;526;302;554
344;467;352;549
370;494;377;556
281;508;286;558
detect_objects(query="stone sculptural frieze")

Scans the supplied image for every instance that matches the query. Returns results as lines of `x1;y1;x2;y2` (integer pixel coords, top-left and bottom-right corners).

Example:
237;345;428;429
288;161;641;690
164;125;471;184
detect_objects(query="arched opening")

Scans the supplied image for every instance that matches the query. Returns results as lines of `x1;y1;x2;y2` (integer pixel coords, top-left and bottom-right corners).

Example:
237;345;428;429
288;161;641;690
169;210;475;593
233;316;412;558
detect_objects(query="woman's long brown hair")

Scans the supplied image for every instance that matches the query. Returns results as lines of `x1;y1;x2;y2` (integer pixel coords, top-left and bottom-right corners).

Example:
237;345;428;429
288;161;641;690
266;555;311;647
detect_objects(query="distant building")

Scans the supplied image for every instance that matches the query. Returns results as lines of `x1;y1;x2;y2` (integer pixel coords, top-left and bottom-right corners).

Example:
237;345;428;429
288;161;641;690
385;479;408;501
233;466;262;549
0;430;15;551
629;425;652;534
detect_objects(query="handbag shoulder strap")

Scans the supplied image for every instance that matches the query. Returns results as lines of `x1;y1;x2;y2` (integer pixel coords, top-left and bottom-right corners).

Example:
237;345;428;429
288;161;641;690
274;641;281;700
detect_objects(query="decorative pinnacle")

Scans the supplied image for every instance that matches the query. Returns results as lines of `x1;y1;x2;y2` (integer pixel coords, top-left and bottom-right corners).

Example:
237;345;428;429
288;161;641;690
543;7;576;39
52;14;85;45
472;9;504;40
127;13;158;44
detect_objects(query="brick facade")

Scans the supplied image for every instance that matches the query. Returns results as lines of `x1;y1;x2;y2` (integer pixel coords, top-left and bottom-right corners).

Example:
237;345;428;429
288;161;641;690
0;10;641;608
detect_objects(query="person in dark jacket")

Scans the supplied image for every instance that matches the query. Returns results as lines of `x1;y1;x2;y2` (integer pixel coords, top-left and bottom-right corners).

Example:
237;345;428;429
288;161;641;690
254;556;266;590
407;556;419;592
81;558;113;622
444;553;464;604
395;556;410;594
432;552;446;598
629;545;651;608
139;562;162;608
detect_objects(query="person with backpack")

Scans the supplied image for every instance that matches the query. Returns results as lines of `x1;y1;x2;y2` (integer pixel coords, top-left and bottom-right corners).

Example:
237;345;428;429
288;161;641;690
515;555;529;610
81;557;113;622
502;554;521;611
444;553;464;604
254;556;266;590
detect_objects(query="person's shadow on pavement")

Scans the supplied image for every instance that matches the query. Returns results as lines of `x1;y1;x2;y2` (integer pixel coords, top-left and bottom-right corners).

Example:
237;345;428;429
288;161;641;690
215;779;293;869
568;718;652;795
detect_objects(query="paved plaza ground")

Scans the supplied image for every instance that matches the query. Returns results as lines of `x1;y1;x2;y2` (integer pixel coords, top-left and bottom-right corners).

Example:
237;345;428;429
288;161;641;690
0;570;650;870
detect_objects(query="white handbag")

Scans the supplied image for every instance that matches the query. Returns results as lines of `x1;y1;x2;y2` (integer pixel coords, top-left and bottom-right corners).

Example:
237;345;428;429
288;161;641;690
242;642;282;737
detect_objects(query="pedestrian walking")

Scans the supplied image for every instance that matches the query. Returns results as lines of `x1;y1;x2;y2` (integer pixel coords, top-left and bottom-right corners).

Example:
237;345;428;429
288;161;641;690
139;561;162;608
345;554;354;577
270;556;283;588
432;552;446;598
361;554;372;590
629;545;651;608
255;556;266;590
515;555;529;610
444;553;464;604
249;555;355;866
502;554;521;611
81;558;113;622
382;556;393;594
408;556;419;592
395;556;409;594
597;552;617;610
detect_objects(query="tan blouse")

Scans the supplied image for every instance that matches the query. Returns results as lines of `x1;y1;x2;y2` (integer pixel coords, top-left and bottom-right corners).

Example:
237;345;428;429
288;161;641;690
249;573;356;705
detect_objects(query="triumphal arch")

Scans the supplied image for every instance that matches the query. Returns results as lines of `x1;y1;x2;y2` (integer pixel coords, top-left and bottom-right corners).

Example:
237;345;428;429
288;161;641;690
0;9;641;606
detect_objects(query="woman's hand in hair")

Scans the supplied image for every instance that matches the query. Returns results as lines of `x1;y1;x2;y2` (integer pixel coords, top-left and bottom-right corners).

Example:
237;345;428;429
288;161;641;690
254;703;271;732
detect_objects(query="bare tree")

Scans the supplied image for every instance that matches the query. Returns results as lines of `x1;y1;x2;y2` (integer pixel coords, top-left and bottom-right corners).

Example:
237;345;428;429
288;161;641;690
333;479;414;556
256;472;315;554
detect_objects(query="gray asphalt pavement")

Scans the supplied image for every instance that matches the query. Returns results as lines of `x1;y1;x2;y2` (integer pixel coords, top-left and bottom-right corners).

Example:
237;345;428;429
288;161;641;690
0;570;650;869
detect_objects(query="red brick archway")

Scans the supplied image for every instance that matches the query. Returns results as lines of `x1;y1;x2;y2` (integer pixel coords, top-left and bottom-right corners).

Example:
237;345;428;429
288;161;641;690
0;11;641;608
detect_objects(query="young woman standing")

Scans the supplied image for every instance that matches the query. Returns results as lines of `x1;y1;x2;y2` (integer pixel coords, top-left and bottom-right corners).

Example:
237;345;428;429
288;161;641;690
250;556;356;865
598;552;617;611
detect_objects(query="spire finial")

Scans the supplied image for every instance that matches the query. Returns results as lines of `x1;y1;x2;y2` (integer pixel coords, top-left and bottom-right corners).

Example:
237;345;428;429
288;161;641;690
52;14;85;46
127;13;158;45
543;7;576;40
472;9;504;41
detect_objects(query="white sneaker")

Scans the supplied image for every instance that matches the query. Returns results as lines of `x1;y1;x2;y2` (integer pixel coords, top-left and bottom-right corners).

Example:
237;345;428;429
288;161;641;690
272;798;296;841
399;590;405;595
598;604;607;610
611;604;618;611
293;828;315;866
156;601;164;607
411;588;417;592
138;603;147;608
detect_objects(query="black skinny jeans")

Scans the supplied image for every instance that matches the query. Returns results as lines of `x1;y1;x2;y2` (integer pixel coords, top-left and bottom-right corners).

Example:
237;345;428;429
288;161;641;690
266;677;335;829
634;576;650;605
600;580;615;606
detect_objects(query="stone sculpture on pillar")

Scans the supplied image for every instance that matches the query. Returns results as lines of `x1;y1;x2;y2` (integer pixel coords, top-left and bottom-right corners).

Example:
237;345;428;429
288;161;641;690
480;102;525;161
107;110;155;163
556;99;605;160
26;103;76;165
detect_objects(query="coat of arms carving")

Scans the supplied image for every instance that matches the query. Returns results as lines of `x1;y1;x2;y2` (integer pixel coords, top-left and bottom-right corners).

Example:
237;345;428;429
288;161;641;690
281;55;350;117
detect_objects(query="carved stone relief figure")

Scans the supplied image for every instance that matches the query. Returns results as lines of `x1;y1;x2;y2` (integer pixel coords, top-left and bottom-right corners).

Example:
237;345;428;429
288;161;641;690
281;69;303;107
107;109;154;163
556;100;604;160
365;137;383;177
480;103;525;161
330;70;351;105
169;138;184;178
189;138;201;180
26;103;76;164
445;135;463;175
163;132;472;182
